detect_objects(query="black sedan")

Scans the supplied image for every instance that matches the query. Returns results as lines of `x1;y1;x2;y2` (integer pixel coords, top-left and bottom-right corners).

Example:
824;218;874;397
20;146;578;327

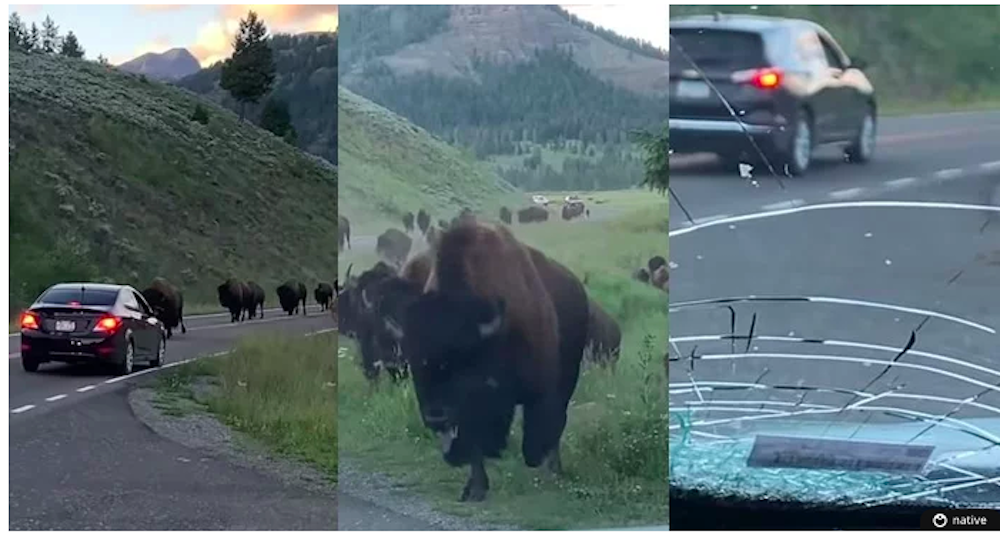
18;283;167;375
669;14;877;176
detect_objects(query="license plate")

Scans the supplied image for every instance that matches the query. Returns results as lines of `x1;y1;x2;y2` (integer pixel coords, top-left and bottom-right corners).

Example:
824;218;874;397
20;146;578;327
55;320;76;332
675;80;711;99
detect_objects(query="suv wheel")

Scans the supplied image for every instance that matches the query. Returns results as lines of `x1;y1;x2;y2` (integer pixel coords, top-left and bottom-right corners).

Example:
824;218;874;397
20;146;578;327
845;108;876;164
22;355;40;373
776;111;814;176
118;339;135;376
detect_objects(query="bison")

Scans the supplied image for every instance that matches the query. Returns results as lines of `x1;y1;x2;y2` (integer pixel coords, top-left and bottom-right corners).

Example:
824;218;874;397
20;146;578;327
384;222;589;502
338;262;394;339
218;278;248;322
561;201;585;221
141;277;187;338
651;265;669;291
417;209;431;235
376;228;412;268
403;212;415;233
339;261;414;382
339;215;351;250
315;282;334;311
634;267;651;284
517;205;549;224
277;280;308;316
499;206;512;225
648;255;667;274
245;281;266;319
584;299;621;368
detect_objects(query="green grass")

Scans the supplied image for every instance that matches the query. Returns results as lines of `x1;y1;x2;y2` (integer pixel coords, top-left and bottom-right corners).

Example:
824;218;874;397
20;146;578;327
338;195;669;529
880;95;1000;117
338;86;522;234
155;332;338;481
8;49;338;312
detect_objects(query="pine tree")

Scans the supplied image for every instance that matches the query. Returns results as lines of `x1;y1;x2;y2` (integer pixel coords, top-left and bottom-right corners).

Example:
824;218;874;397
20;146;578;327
259;97;293;137
9;12;27;50
26;23;40;52
220;11;276;120
97;54;109;66
40;15;59;54
59;31;84;58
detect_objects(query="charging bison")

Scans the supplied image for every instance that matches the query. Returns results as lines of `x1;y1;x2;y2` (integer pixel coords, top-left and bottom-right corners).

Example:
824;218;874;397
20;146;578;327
338;261;414;382
376;228;412;268
277;281;308;316
339;215;351;250
383;222;589;502
517;205;549;224
561;201;585;221
403;212;415;233
141;277;187;338
315;282;334;311
218;278;248;323
417;209;431;235
245;281;266;319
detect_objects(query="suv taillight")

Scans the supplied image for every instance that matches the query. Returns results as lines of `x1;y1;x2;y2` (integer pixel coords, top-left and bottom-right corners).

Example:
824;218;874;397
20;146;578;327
20;312;40;330
733;67;783;90
93;315;123;334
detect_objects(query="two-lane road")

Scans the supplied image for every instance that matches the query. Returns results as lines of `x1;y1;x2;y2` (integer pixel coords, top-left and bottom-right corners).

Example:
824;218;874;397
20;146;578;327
9;305;336;530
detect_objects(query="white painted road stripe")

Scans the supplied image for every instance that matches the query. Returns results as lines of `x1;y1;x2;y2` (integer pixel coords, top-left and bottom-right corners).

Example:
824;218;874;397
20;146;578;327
982;160;1000;172
45;394;67;402
885;177;919;189
76;385;97;393
11;405;35;414
829;187;867;200
761;199;805;211
934;168;963;180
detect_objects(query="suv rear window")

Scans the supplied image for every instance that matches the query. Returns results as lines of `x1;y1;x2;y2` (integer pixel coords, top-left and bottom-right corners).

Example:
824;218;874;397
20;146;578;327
670;29;767;71
37;287;119;306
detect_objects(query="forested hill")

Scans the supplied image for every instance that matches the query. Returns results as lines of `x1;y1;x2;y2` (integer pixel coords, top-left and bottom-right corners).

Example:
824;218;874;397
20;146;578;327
178;32;338;164
672;6;1000;104
338;5;668;191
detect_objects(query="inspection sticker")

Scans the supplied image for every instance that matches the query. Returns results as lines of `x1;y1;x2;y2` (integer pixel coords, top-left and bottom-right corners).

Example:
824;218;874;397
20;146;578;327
746;434;934;474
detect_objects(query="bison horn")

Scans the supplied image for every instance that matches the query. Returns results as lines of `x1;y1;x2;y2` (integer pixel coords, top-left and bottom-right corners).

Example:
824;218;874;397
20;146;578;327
384;317;404;341
361;288;373;310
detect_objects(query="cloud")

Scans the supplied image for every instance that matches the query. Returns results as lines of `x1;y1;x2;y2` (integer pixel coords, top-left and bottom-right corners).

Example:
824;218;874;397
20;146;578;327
188;5;337;66
10;4;41;14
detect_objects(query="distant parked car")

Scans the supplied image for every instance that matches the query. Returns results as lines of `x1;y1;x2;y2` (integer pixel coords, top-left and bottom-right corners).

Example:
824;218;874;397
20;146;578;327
18;283;167;375
669;14;877;175
531;194;551;206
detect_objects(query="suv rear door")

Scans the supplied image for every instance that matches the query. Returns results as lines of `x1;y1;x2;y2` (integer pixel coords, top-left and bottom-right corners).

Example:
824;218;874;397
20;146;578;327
792;27;849;142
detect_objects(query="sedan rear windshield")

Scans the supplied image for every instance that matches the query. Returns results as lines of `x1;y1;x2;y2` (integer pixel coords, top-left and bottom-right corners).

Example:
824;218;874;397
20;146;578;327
37;287;119;306
670;29;767;72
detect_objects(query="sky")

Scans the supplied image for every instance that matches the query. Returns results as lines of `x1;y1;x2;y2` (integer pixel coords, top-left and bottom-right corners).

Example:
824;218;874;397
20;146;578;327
561;4;669;51
8;4;338;66
6;4;662;68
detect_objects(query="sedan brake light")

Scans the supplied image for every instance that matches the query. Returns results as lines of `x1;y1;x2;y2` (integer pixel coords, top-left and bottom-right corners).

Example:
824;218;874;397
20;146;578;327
732;67;783;90
20;312;40;330
93;315;123;334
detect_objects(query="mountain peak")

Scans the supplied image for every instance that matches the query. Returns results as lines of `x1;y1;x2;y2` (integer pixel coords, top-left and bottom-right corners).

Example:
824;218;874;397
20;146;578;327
118;47;201;81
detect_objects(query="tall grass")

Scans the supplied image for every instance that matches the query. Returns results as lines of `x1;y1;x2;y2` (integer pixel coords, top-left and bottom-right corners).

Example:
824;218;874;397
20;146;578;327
338;193;669;529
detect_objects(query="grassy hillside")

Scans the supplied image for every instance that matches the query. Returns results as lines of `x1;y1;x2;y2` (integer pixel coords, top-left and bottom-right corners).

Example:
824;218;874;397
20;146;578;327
178;32;338;164
338;86;521;233
8;49;338;311
671;6;1000;110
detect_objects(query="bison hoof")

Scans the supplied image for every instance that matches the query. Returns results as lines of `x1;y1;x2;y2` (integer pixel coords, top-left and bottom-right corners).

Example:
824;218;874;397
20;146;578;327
460;482;487;503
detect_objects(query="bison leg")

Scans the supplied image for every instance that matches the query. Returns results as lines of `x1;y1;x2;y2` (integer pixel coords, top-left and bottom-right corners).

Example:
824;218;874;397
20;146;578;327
521;397;568;473
166;327;173;339
460;450;489;502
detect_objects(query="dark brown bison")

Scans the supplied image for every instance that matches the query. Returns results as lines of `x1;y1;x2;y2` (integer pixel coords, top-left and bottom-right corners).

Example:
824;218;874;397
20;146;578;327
315;282;334;311
338;262;393;339
217;278;248;323
651;265;669;291
561;201;585;221
384;223;589;502
403;212;415;233
517;205;549;224
339;215;351;250
634;268;651;284
141;277;186;338
584;299;621;367
499;206;512;225
417;209;431;235
339;261;412;382
648;255;667;274
376;228;412;268
245;281;266;319
277;280;308;316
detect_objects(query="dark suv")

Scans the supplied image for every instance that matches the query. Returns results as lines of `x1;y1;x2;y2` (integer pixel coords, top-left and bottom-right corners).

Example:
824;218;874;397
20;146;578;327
669;14;877;176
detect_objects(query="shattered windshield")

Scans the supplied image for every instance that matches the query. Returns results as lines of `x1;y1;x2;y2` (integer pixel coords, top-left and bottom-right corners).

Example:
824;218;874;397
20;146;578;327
667;6;1000;529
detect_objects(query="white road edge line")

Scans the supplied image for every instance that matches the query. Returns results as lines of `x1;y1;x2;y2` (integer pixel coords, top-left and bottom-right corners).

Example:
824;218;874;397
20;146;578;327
981;160;1000;172
45;394;67;402
934;168;963;180
11;404;35;414
828;187;867;200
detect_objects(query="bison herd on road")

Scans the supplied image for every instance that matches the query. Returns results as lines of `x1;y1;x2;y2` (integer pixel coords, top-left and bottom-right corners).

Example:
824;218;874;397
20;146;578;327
135;276;336;340
334;215;658;503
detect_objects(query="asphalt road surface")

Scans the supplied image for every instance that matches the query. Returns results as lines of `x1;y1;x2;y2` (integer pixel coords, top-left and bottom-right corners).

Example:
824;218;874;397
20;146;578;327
8;305;336;530
668;110;1000;506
